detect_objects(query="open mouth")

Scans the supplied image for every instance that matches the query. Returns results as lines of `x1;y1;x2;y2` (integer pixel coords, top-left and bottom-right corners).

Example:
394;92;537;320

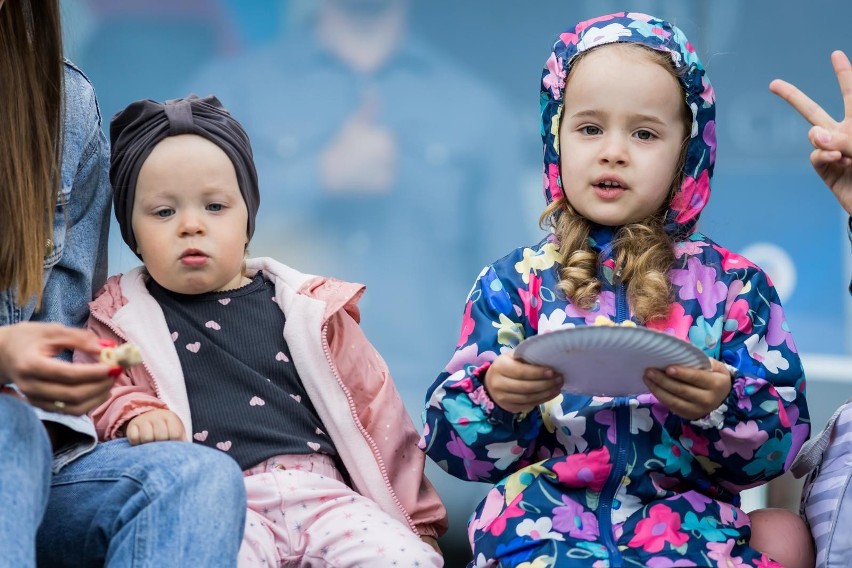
596;180;625;190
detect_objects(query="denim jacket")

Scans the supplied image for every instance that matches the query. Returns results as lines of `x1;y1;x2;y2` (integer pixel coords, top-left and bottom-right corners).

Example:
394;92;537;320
0;61;111;471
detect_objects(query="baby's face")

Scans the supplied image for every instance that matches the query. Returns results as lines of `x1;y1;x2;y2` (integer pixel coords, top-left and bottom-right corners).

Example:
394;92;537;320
131;134;249;294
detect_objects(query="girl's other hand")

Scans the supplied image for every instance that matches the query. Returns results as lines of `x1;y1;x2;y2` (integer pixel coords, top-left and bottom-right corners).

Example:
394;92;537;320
0;322;116;415
643;358;733;420
126;409;186;445
484;352;563;414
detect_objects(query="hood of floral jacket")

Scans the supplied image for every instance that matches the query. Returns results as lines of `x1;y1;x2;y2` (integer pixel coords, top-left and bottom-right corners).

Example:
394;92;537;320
540;11;715;240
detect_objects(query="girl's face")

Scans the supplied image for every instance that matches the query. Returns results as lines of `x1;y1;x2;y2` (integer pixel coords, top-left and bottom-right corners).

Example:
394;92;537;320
558;44;688;227
131;134;249;295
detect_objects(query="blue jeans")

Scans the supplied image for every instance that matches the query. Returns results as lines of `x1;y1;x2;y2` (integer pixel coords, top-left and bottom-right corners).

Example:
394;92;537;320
3;406;244;568
35;437;246;567
0;396;52;568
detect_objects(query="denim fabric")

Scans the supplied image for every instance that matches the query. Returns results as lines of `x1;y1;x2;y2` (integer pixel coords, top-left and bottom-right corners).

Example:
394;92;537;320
0;60;111;334
36;439;247;568
0;397;52;568
0;59;112;460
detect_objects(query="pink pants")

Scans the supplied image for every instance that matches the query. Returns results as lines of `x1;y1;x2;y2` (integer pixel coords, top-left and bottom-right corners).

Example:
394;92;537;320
238;453;442;567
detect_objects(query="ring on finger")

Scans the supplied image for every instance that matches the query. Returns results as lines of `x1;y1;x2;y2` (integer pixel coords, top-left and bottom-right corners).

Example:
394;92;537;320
53;400;67;410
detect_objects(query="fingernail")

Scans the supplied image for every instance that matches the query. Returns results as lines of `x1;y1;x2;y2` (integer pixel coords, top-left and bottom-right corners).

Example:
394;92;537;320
99;339;117;347
817;130;832;144
108;366;123;378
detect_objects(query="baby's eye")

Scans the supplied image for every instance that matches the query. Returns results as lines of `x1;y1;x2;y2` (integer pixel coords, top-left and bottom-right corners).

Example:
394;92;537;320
156;208;174;218
580;125;602;136
634;129;656;140
207;203;224;212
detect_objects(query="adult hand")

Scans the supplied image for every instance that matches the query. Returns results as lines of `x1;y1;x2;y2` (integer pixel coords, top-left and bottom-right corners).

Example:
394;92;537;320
643;358;732;420
319;90;397;194
484;352;563;414
0;322;116;415
125;409;186;445
770;50;852;215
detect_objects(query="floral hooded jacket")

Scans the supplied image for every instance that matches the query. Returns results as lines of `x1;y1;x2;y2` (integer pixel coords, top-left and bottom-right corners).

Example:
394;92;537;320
421;13;809;568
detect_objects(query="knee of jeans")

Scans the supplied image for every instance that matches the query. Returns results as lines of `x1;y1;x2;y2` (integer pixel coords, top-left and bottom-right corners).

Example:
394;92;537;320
0;396;51;461
191;447;246;506
140;443;245;505
0;395;53;490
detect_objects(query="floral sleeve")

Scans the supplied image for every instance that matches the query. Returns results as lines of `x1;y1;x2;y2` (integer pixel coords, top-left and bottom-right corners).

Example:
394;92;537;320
421;265;542;483
675;260;809;492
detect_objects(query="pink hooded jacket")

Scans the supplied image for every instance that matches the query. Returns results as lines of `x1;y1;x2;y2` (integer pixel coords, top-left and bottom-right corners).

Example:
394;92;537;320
82;257;448;538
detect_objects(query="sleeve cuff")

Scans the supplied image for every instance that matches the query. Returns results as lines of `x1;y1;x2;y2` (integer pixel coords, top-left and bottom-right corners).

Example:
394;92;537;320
33;410;98;473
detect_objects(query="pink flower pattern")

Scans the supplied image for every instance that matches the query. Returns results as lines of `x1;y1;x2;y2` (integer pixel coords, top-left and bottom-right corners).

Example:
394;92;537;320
422;12;808;568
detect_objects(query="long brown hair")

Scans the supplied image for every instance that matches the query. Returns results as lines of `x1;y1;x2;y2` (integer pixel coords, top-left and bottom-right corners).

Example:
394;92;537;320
0;0;64;306
541;43;691;323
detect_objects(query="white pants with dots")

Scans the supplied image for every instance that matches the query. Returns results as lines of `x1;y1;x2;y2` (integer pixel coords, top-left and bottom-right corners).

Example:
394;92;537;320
238;453;443;568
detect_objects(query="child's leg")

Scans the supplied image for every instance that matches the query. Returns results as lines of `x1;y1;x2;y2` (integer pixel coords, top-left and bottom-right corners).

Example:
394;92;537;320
239;461;290;567
290;466;442;567
240;454;442;568
748;507;815;568
239;507;279;567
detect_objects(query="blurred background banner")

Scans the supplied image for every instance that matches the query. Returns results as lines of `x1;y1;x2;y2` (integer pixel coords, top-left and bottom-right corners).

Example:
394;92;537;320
62;1;852;564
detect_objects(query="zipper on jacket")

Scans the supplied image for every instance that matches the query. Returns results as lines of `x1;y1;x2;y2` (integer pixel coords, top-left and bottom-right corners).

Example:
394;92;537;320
615;268;628;324
90;309;165;402
598;401;629;567
319;321;418;534
597;266;628;565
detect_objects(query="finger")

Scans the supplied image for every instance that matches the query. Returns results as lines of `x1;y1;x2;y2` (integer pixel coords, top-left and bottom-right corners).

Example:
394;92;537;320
831;50;852;121
489;375;563;397
135;420;155;444
499;379;562;399
660;365;714;387
21;358;114;386
25;379;113;412
645;377;699;419
769;79;835;128
809;125;851;154
28;389;110;417
126;422;141;446
502;357;560;382
491;372;562;395
498;390;558;412
645;368;709;400
168;417;186;441
38;324;107;356
152;418;172;442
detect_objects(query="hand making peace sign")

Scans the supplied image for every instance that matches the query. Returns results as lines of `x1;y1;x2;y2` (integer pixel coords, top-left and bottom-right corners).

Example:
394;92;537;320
770;50;852;215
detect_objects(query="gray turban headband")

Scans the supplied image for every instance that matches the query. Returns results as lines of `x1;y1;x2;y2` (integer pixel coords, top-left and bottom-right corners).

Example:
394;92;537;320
110;95;259;255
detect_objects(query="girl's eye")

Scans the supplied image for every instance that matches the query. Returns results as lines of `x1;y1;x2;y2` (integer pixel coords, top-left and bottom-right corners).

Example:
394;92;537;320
581;125;601;136
634;129;656;140
156;209;174;218
207;203;223;212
